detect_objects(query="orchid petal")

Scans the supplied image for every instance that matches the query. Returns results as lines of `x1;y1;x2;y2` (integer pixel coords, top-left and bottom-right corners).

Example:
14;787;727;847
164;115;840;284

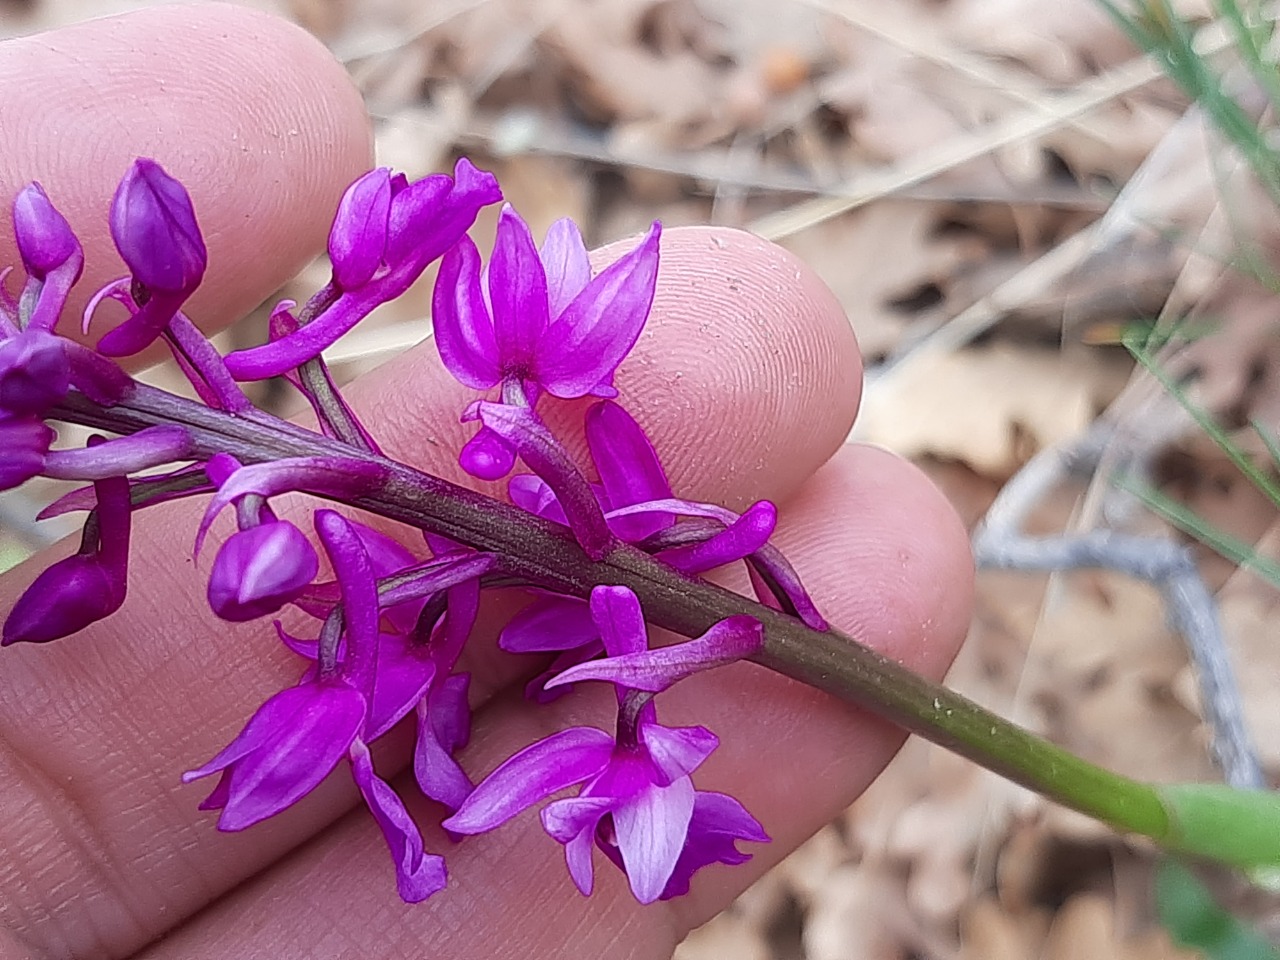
533;221;660;399
508;473;568;525
328;169;392;291
661;500;777;573
499;595;598;654
442;727;614;834
350;740;448;903
413;674;473;810
541;218;592;317
432;235;500;389
489;205;550;363
315;510;382;703
585;400;673;541
589;585;648;657
614;774;694;904
639;723;719;784
548;615;762;694
660;791;769;900
183;680;365;831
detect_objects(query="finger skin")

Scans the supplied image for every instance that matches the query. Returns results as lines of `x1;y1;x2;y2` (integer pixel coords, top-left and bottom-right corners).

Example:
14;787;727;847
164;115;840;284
139;444;975;960
0;225;861;957
0;2;372;345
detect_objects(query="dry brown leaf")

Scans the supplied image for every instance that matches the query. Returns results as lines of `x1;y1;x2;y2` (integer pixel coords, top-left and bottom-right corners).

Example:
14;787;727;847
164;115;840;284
803;864;915;960
674;911;771;960
778;201;983;361
859;343;1130;477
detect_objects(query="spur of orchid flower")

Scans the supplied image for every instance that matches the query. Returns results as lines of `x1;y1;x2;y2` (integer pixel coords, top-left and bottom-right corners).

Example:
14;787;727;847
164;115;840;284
0;157;823;904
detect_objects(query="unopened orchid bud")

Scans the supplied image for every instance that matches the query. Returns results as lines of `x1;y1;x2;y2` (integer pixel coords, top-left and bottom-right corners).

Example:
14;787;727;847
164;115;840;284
207;520;319;622
13;183;81;279
329;168;392;291
109;159;207;295
95;160;208;357
1;553;126;645
12;182;84;333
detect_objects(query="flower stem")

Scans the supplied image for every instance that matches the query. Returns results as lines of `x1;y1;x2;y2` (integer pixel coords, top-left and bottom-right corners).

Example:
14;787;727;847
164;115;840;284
49;385;1280;870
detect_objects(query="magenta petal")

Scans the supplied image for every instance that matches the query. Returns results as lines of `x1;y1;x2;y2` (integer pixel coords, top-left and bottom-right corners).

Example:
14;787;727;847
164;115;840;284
314;510;382;701
350;740;448;903
0;417;53;491
588;585;648;657
660;791;769;900
585;401;673;541
329;168;392;291
41;425;192;480
614;774;695;904
541;795;616;896
548;615;761;694
207;521;319;622
413;674;473;810
196;456;387;557
508;473;568;525
541;218;592;317
2;553;124;645
533;221;660;399
639;723;718;784
661;500;777;574
0;330;70;417
459;425;517;481
489;205;550;363
433;235;500;389
13;182;81;279
499;595;598;654
366;635;436;741
109;159;206;296
183;680;365;831
441;727;614;834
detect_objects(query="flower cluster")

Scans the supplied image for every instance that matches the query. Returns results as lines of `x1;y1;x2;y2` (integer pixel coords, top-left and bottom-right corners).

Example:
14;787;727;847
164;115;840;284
0;158;827;904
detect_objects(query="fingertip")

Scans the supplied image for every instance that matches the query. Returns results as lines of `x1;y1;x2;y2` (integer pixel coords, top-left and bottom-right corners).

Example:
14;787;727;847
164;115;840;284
0;2;372;340
777;442;975;674
607;225;864;509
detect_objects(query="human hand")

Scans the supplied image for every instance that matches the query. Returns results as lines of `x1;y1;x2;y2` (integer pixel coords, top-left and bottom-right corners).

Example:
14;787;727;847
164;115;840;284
0;5;973;958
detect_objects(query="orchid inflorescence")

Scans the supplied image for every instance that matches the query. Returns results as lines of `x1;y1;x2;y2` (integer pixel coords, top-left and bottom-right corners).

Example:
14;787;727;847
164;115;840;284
0;158;830;905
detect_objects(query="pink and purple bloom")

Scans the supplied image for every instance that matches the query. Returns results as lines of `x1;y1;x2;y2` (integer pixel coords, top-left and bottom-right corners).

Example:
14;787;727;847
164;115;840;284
443;586;768;903
433;206;660;480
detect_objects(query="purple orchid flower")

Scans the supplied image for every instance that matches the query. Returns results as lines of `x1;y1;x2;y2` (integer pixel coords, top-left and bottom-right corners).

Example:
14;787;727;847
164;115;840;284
433;207;660;480
501;400;821;671
223;159;501;381
185;510;446;902
443;586;766;903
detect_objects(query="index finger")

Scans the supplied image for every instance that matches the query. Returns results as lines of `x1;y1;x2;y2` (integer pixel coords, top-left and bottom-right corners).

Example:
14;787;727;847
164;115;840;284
0;2;371;346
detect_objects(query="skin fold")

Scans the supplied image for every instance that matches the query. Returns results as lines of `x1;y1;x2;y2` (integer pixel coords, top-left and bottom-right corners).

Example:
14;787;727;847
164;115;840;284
0;5;975;958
